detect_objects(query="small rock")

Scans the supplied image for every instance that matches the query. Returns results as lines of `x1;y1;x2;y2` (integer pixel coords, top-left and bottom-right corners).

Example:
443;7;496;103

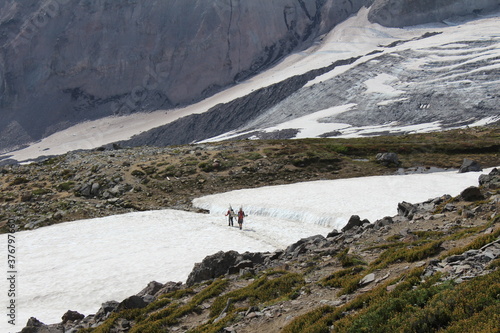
475;252;495;263
246;306;259;316
21;191;33;202
445;255;465;263
464;250;480;257
327;229;341;238
443;203;456;212
94;301;119;322
376;152;400;166
359;273;375;286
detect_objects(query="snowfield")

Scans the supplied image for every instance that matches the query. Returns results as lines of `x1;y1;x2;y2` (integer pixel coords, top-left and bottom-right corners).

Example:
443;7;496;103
0;168;495;332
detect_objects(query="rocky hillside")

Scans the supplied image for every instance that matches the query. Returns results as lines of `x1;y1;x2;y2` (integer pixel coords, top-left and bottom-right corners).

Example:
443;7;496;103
1;126;498;233
20;164;500;332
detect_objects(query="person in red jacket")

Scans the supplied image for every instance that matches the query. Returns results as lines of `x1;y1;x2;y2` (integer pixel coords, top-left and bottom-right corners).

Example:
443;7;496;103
237;207;246;230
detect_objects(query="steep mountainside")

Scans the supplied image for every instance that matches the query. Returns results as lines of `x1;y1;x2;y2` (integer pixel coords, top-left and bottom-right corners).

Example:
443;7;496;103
1;0;499;159
0;0;370;152
368;0;500;27
120;9;500;146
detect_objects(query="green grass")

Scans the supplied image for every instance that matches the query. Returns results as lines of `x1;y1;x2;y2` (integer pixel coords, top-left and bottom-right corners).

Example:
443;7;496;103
32;188;52;196
57;181;75;191
321;266;366;289
332;270;500;333
87;280;227;333
242;152;263;160
9;177;29;185
337;248;367;268
209;271;304;318
441;224;500;259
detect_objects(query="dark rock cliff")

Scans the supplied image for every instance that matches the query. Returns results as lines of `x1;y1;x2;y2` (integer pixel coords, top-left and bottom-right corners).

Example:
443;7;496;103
0;0;370;152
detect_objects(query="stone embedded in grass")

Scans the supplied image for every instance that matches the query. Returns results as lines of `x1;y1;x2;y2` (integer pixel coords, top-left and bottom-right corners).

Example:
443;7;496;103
359;273;375;286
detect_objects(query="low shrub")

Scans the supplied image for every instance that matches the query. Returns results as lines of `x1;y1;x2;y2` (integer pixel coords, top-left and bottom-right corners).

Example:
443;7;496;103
57;181;75;191
10;177;29;186
209;271;304;319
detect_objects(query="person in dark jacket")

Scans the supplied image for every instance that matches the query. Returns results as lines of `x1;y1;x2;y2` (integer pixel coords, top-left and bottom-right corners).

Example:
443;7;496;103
225;206;235;226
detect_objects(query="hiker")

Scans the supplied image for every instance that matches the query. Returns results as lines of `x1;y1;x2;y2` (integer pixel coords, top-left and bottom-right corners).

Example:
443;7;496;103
225;206;235;226
237;207;246;230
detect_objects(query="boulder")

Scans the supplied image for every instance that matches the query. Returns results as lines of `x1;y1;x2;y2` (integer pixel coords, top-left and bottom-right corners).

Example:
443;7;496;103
228;260;254;275
21;191;33;202
460;186;485;201
240;252;267;265
154;281;183;298
137;281;164;297
94;301;119;323
375;152;400;166
21;317;64;333
61;310;84;324
91;183;101;196
117;295;148;311
398;201;417;219
186;250;240;286
78;184;92;198
285;235;328;257
478;168;500;188
341;215;364;232
459;158;483;173
373;216;394;230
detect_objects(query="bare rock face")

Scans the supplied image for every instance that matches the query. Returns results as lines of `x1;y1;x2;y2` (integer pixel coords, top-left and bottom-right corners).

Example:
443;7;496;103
368;0;500;27
0;0;370;152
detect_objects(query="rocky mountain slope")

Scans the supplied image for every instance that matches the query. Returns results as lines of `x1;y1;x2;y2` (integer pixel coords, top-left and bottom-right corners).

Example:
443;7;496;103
1;0;499;159
20;163;500;332
0;0;370;153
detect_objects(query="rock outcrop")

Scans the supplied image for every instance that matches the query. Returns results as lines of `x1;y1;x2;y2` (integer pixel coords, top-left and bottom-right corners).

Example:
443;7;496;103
0;0;370;152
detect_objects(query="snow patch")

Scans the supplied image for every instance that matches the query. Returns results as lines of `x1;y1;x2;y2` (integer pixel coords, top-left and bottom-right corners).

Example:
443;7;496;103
364;73;405;96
